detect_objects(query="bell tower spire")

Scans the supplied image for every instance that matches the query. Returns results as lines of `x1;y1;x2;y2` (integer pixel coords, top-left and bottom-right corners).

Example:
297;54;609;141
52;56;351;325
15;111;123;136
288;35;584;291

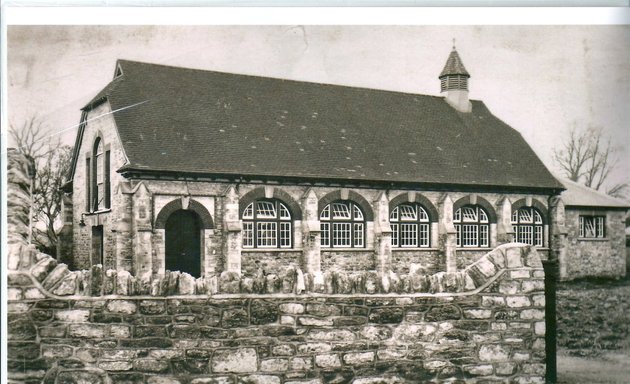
439;42;472;113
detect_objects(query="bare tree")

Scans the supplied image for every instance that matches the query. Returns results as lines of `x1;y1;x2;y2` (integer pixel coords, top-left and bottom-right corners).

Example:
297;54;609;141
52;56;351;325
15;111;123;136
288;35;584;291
9;116;72;255
554;126;627;195
32;145;73;255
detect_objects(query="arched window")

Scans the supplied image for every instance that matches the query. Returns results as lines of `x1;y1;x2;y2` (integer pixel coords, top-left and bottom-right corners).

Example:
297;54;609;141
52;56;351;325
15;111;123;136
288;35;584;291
512;207;544;246
86;137;110;212
390;203;431;248
242;199;292;248
320;201;365;248
454;205;490;247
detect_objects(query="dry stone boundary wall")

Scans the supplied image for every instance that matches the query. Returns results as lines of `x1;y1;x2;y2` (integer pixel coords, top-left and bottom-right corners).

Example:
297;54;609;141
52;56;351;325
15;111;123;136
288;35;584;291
8;244;546;384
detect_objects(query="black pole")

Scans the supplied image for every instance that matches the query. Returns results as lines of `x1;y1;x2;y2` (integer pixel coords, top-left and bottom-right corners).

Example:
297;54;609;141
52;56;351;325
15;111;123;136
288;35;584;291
543;259;558;383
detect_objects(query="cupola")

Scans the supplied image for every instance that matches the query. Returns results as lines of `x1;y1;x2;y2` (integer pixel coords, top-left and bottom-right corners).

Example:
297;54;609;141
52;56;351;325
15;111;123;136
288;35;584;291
439;42;472;113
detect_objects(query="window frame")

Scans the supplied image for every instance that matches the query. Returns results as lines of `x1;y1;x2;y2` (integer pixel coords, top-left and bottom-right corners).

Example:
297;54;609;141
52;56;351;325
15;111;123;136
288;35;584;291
454;204;490;248
241;198;293;249
579;215;606;239
320;200;366;248
511;207;545;247
390;203;431;248
86;136;111;213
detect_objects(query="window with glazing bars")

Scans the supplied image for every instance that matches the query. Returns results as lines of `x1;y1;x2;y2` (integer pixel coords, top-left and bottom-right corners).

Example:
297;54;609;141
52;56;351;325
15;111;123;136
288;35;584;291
579;215;606;238
511;207;544;246
320;201;365;248
454;205;490;247
390;203;431;247
242;199;292;248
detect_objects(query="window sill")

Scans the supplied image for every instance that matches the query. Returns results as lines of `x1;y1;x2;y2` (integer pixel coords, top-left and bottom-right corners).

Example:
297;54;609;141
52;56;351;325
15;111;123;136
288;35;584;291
577;238;608;242
85;209;112;215
392;248;439;251
321;248;373;252
242;248;302;253
456;247;493;251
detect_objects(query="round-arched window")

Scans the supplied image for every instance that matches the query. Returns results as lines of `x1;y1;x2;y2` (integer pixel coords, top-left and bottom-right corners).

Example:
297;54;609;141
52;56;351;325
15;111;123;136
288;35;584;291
511;207;544;246
320;201;365;248
242;199;292;248
390;203;431;247
454;205;490;247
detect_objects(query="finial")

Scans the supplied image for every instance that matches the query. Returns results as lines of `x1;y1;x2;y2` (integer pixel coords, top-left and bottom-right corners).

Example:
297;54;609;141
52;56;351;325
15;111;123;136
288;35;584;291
452;38;456;50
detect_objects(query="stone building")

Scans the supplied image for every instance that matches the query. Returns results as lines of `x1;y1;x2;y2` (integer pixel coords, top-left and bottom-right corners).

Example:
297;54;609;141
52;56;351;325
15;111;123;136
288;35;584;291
60;47;565;279
556;178;629;280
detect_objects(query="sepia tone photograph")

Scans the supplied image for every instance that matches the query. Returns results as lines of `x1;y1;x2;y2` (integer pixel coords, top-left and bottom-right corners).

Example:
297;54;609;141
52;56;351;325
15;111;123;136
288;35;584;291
4;16;630;384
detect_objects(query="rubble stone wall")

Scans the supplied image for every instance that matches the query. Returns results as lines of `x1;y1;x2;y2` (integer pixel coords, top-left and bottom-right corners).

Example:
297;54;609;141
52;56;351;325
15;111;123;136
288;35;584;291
8;243;546;384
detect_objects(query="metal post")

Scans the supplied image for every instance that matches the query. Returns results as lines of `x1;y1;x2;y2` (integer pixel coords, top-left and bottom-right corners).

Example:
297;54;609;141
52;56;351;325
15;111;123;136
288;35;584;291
543;259;558;383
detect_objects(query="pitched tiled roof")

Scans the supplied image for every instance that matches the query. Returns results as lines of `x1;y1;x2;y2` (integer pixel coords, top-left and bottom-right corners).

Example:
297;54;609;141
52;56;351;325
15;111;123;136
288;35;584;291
79;59;562;191
559;178;630;209
439;49;470;78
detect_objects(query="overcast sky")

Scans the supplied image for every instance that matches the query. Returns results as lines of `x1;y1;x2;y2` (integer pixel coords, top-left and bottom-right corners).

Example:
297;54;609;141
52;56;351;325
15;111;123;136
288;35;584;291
6;24;629;190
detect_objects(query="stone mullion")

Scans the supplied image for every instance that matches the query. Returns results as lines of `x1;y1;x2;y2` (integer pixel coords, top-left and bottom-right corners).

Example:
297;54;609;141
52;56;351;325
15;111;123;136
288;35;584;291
496;196;515;244
374;192;392;274
301;189;321;273
223;186;242;275
438;194;457;273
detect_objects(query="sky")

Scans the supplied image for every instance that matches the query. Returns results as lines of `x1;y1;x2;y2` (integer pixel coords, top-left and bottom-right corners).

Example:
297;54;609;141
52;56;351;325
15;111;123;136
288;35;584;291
5;23;630;192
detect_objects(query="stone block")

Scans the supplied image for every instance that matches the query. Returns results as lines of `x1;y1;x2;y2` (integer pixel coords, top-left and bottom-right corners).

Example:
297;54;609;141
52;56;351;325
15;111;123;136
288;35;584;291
42;264;71;290
512;377;545;384
190;378;235;384
521;280;545;293
211;348;257;373
463;364;494;376
285;380;321;384
279;303;305;314
42;344;73;358
116;270;132;295
298;317;333;326
110;324;131;338
506;296;531;308
342;352;374;365
368;307;404;324
495;362;517;375
56;309;90;323
475;257;497;278
68;324;107;338
238;375;281;384
306;303;341;317
498;280;519;295
106;300;137;314
134;359;170;373
7;288;23;301
98;360;133;371
222;308;249;328
179;273;197;295
290;357;313;371
523;363;546;375
478;344;510;362
534;321;546;335
393;323;436;343
280;315;295;325
463;309;492;319
425;305;461;321
315;354;341;368
298;343;331;354
360;325;393;341
251;300;279;325
520;309;545;320
532;295;545;307
506;248;523;268
489;251;506;269
510;270;531;279
53;273;79;296
260;358;289;372
481;295;506;307
147;377;183;384
31;257;57;282
140;300;167;315
308;329;355;341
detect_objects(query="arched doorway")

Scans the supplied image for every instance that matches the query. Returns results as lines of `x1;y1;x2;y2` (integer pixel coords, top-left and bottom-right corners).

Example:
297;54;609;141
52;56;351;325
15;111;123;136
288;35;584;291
165;209;201;277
